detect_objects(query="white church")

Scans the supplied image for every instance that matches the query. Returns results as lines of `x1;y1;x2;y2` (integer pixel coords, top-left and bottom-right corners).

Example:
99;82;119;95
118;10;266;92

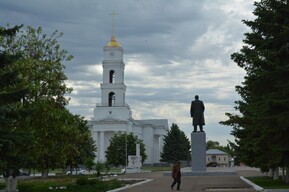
88;34;168;165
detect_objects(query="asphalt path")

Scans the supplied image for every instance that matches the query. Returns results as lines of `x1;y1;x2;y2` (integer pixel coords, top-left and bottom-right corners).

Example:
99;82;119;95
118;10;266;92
112;166;265;192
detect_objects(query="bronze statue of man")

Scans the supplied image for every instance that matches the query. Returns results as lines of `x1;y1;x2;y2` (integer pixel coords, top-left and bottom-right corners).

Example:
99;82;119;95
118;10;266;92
190;95;205;132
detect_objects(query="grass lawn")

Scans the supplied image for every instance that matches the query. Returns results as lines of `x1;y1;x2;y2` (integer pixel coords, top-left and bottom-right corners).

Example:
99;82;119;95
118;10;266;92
247;176;289;189
12;166;171;191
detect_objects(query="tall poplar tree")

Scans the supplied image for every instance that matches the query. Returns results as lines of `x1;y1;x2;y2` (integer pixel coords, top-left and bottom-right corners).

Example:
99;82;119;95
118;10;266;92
221;0;289;182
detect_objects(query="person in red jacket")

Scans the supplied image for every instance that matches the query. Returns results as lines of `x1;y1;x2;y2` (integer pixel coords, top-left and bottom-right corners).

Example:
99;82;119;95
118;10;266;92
171;162;181;190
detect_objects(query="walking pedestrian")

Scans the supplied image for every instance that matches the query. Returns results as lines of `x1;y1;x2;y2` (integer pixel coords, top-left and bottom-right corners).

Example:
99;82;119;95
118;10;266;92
171;162;181;190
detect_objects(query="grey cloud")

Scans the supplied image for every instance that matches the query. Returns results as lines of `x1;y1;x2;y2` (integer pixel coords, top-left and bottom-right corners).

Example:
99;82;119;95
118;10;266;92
0;0;254;145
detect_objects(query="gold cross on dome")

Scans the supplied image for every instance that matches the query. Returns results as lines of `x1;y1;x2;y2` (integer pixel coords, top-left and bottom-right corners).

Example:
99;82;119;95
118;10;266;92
109;10;118;37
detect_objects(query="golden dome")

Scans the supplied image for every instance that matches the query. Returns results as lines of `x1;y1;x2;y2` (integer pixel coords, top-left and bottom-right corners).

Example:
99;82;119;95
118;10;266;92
107;36;121;47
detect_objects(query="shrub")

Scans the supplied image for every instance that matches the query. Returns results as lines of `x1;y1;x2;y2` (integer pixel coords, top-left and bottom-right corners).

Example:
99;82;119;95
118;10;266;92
107;179;123;189
76;177;88;185
18;177;124;192
88;179;98;185
0;182;5;190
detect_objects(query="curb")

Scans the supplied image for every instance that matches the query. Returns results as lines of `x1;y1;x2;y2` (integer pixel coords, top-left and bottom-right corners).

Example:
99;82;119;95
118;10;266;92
107;178;153;192
240;176;264;191
240;176;289;192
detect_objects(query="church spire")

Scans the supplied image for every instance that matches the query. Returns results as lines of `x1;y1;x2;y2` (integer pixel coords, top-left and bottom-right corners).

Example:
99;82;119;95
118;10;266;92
107;10;121;47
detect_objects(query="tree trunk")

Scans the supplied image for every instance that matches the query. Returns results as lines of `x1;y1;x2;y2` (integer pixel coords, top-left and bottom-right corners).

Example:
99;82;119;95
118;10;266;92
273;168;279;180
282;167;285;182
269;168;274;178
5;176;11;192
62;168;66;176
285;166;289;184
5;176;18;192
41;169;49;178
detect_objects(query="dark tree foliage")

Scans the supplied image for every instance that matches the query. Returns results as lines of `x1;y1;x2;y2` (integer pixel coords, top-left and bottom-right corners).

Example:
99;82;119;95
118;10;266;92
105;132;147;167
160;123;190;163
220;0;289;180
65;115;96;170
0;25;32;177
0;25;96;180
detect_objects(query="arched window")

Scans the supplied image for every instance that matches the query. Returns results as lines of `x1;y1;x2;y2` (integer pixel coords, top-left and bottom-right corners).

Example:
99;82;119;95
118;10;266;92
108;92;115;106
109;70;115;83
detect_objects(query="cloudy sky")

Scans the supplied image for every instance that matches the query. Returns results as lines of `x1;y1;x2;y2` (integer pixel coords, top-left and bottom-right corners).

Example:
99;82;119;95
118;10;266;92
0;0;257;145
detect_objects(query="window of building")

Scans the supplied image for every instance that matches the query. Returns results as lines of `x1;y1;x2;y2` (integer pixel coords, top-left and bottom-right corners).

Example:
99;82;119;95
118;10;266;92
108;92;115;106
212;156;216;162
109;70;115;83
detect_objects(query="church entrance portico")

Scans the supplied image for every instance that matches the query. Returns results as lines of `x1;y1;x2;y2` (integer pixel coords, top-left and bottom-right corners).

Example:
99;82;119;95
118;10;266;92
91;120;132;162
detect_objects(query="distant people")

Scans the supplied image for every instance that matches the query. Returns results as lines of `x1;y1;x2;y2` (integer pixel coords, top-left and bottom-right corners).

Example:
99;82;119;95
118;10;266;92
190;95;205;132
171;162;181;190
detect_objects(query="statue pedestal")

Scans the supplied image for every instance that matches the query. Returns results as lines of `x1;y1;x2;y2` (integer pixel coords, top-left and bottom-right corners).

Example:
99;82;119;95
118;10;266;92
191;131;206;172
164;132;237;176
164;133;236;176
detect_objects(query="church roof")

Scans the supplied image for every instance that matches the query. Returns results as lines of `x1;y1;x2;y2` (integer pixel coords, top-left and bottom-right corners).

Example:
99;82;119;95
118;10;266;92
107;35;121;47
206;149;228;155
134;119;169;131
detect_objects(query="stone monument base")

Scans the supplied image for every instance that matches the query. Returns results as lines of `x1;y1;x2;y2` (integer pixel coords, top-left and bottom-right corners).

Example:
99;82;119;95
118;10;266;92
163;131;236;177
191;131;206;172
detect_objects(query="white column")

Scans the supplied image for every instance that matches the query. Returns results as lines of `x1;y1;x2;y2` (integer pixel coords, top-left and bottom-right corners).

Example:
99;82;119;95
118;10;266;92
154;135;161;162
159;135;164;154
99;131;105;162
158;135;162;162
143;127;154;164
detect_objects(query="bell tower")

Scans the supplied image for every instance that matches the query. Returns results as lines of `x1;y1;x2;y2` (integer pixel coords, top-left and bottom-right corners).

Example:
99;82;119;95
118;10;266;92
101;37;126;107
94;12;132;121
90;11;168;164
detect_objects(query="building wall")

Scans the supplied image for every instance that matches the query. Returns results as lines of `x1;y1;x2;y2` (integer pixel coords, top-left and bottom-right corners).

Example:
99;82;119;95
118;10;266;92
206;154;229;166
94;106;131;121
142;126;154;164
89;118;168;164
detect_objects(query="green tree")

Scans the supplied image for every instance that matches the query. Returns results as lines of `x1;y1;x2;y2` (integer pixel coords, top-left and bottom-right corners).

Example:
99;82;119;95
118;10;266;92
0;25;96;179
105;132;147;167
220;0;289;183
0;25;32;190
206;140;220;150
65;115;96;172
1;26;73;105
26;104;96;177
160;123;190;163
84;158;95;173
1;25;73;177
95;161;103;177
